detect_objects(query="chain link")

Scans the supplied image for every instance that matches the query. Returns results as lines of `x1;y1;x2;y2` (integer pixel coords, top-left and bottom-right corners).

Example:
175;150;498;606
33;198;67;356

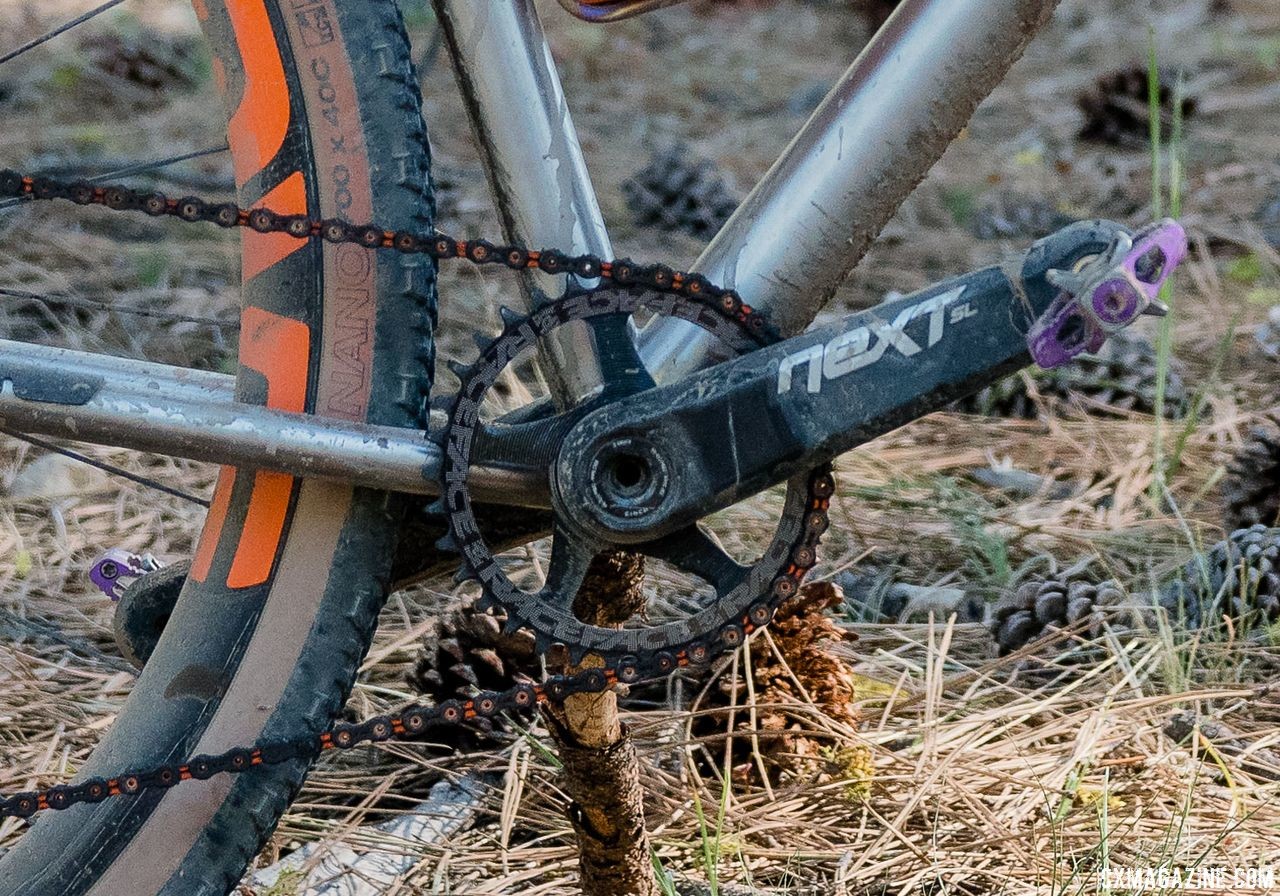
0;168;828;821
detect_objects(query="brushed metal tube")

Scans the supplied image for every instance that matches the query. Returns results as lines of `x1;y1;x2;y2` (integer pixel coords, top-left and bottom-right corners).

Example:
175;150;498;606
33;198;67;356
639;0;1061;383
433;0;617;409
0;341;546;505
7;340;233;404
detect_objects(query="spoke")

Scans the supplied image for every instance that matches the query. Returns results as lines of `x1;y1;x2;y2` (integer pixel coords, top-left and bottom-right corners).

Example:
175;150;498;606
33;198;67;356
0;286;236;328
0;427;210;507
90;144;231;183
643;524;750;593
0;0;128;68
538;524;594;609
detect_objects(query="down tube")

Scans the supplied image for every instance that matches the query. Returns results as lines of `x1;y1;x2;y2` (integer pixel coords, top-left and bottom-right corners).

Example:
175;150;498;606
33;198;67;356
639;0;1062;383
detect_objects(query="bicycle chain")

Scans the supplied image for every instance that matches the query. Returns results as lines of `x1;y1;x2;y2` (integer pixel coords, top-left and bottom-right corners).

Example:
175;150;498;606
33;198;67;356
0;168;832;821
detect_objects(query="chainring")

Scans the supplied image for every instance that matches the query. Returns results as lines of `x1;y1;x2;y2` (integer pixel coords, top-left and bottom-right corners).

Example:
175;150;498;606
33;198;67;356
439;286;834;678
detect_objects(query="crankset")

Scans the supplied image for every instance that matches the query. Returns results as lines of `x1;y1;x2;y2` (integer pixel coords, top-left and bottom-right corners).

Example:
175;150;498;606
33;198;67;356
0;162;1190;825
438;219;1190;673
438;286;833;677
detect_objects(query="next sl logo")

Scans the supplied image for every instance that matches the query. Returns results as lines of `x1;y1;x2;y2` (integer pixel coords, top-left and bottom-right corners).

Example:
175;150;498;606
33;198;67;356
776;285;973;395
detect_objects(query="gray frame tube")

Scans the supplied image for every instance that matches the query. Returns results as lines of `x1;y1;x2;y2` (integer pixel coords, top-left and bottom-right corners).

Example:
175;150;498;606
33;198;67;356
639;0;1062;383
432;0;614;408
0;342;545;504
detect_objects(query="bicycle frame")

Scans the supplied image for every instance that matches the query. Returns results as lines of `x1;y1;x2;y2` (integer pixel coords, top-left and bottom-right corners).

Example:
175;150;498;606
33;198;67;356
0;0;1062;504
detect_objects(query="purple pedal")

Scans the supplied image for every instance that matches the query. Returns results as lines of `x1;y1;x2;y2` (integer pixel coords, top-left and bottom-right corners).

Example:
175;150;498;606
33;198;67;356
1028;219;1188;369
88;549;161;601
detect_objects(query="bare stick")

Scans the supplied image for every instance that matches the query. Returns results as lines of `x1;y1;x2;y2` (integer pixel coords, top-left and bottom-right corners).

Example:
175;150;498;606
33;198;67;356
544;550;658;896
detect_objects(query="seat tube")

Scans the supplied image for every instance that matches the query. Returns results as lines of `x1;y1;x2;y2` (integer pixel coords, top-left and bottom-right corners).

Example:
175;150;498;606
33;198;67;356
432;0;618;410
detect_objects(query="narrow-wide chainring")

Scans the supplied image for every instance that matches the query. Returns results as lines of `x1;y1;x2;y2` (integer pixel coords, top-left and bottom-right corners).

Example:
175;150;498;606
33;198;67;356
438;286;834;678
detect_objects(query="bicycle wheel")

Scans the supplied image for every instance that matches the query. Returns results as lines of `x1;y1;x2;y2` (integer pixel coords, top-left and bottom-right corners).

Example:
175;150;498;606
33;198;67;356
0;1;435;894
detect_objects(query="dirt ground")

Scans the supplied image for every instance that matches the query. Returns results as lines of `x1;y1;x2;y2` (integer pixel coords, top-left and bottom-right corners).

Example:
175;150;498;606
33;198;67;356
2;0;1280;893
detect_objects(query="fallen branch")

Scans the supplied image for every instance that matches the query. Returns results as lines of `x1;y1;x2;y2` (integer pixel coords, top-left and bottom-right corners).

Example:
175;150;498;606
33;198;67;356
1165;711;1280;782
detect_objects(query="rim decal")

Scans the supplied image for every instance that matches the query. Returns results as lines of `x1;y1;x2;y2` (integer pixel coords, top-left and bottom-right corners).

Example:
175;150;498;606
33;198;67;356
226;0;291;189
189;467;236;583
243;170;308;282
227;471;295;588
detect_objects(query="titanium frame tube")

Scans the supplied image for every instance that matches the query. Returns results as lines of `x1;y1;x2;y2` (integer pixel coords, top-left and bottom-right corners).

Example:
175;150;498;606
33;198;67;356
432;0;616;409
639;0;1063;383
0;341;546;505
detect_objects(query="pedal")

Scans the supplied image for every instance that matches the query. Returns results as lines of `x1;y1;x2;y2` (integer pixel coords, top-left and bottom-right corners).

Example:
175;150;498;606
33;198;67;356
89;549;187;669
88;549;162;601
1028;219;1187;369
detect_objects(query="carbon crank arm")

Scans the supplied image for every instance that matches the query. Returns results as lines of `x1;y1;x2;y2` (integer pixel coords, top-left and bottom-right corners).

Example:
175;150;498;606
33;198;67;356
552;219;1164;544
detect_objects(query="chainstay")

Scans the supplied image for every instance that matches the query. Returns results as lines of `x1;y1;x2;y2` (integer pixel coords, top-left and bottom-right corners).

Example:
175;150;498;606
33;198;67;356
0;167;831;820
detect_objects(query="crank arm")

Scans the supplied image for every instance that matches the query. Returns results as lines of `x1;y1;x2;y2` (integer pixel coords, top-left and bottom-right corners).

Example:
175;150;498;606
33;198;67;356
553;220;1134;543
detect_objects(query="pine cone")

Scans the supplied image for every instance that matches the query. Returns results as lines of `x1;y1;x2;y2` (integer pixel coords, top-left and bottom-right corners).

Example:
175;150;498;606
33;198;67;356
79;33;197;92
407;598;539;745
1224;415;1280;531
1161;525;1280;628
1255;306;1280;361
957;330;1187;419
691;582;859;783
955;371;1041;419
1050;330;1188;415
1077;67;1198;148
989;571;1194;655
623;144;740;238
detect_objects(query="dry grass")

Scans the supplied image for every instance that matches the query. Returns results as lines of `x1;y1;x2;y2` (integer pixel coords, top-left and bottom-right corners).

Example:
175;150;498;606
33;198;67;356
3;0;1280;893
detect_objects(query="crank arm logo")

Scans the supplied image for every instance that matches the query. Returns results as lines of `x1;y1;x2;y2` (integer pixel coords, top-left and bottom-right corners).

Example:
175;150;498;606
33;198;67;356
777;286;971;395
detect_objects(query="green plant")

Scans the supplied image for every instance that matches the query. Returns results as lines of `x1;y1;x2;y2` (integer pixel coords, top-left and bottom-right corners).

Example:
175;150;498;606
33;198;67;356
690;771;734;896
651;849;679;896
1147;35;1186;505
933;477;1013;591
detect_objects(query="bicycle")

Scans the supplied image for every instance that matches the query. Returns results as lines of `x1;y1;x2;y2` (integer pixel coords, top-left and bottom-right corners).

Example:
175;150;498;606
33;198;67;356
0;0;1191;893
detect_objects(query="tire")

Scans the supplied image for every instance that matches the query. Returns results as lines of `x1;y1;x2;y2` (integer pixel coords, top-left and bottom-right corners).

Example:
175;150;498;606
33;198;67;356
0;2;435;894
